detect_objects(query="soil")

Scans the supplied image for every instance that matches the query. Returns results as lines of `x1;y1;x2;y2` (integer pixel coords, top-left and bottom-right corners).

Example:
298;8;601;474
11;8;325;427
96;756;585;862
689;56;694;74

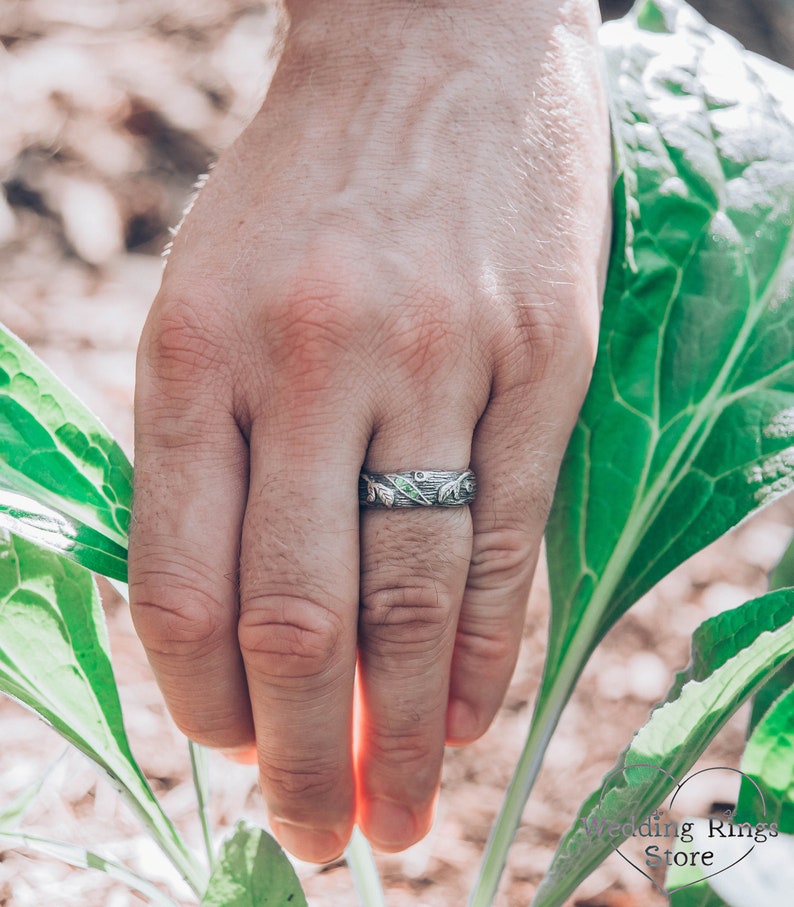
1;2;793;906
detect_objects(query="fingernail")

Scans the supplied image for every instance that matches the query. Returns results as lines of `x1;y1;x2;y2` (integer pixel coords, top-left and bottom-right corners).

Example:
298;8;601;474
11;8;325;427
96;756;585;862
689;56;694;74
367;798;417;851
270;818;344;863
446;698;480;744
219;745;258;765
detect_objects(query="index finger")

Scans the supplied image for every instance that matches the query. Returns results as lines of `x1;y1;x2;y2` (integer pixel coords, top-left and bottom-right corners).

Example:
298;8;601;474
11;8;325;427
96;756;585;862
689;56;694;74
130;312;254;754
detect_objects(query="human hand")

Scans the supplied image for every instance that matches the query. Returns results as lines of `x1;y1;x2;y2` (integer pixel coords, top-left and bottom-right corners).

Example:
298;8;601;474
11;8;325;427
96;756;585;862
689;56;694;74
129;0;611;864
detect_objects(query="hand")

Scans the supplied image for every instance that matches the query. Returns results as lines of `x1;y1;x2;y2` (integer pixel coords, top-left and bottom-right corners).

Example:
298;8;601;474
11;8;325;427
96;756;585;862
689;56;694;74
129;0;611;863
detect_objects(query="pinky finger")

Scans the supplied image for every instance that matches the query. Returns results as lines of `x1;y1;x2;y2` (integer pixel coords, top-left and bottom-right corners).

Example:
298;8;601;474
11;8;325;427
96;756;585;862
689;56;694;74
445;383;576;745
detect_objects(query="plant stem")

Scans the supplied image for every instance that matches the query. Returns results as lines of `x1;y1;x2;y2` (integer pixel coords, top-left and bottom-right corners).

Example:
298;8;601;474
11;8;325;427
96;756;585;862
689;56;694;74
189;741;215;870
467;526;639;906
111;776;207;896
346;826;387;907
0;830;183;907
102;581;208;896
467;651;584;907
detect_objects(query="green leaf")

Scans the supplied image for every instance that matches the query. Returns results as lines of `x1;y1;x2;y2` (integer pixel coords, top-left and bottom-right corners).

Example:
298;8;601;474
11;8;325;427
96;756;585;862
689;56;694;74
530;588;794;907
664;828;735;907
669;879;729;906
546;0;794;680
471;6;794;902
667;838;731;907
201;822;307;907
667;822;794;907
0;324;131;581
747;655;794;735
744;533;794;733
0;532;204;893
671;523;794;903
769;532;794;592
670;882;729;907
735;682;794;832
0;830;181;907
742;524;794;747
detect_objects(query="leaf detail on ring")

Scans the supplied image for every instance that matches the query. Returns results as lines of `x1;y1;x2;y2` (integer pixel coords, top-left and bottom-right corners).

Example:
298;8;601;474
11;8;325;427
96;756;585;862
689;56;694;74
393;476;427;503
437;482;456;504
361;476;377;504
438;474;469;503
375;485;395;507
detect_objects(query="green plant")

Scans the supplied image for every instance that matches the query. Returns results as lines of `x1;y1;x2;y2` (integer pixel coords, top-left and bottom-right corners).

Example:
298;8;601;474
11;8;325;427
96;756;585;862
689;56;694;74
1;0;793;904
661;644;794;906
468;0;794;901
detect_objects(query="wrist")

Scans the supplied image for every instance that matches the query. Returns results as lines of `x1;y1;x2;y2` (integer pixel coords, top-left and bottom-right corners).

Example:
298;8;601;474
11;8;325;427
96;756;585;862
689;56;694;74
280;1;601;71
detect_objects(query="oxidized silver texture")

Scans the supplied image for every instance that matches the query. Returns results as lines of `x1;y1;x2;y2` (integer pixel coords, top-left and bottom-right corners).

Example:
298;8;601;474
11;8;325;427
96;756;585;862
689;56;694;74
359;469;477;508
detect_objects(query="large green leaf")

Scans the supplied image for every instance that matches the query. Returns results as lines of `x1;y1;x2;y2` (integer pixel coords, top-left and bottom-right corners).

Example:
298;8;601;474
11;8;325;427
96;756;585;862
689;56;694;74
747;655;794;734
735;682;794;832
529;589;794;907
746;536;794;733
667;854;730;907
201;822;307;907
667;822;794;907
0;532;203;893
769;532;794;592
546;0;794;674
470;6;794;903
666;535;794;904
0;325;131;580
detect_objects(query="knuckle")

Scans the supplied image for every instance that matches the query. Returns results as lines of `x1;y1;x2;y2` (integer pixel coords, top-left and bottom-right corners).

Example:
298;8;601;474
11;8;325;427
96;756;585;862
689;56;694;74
367;730;437;782
130;576;229;660
141;294;229;387
518;301;597;388
171;710;247;750
260;757;339;805
468;526;537;592
455;622;517;670
262;264;370;398
238;595;344;681
277;283;356;353
377;293;468;382
268;239;472;388
360;583;454;655
274;240;371;332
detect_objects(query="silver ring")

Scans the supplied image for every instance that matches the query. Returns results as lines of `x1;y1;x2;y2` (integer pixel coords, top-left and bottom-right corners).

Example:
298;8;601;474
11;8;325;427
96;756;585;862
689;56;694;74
359;469;477;508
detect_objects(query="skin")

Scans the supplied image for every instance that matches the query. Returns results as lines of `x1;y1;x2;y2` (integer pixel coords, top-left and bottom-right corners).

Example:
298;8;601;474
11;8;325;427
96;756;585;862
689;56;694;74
129;0;611;864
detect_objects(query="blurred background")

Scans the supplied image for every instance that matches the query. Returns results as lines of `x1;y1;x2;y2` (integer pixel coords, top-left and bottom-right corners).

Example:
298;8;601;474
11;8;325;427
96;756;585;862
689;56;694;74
1;2;793;906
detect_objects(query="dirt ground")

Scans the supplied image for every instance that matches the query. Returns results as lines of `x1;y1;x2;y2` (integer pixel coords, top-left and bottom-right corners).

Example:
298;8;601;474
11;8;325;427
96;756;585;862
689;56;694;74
1;2;793;905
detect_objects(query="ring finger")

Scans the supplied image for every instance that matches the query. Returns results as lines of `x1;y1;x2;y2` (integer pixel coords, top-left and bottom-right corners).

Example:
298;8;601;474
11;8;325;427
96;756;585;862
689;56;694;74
356;417;477;852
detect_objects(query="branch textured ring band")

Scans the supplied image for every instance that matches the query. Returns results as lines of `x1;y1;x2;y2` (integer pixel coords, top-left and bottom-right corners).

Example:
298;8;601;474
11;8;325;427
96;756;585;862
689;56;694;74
359;469;477;508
